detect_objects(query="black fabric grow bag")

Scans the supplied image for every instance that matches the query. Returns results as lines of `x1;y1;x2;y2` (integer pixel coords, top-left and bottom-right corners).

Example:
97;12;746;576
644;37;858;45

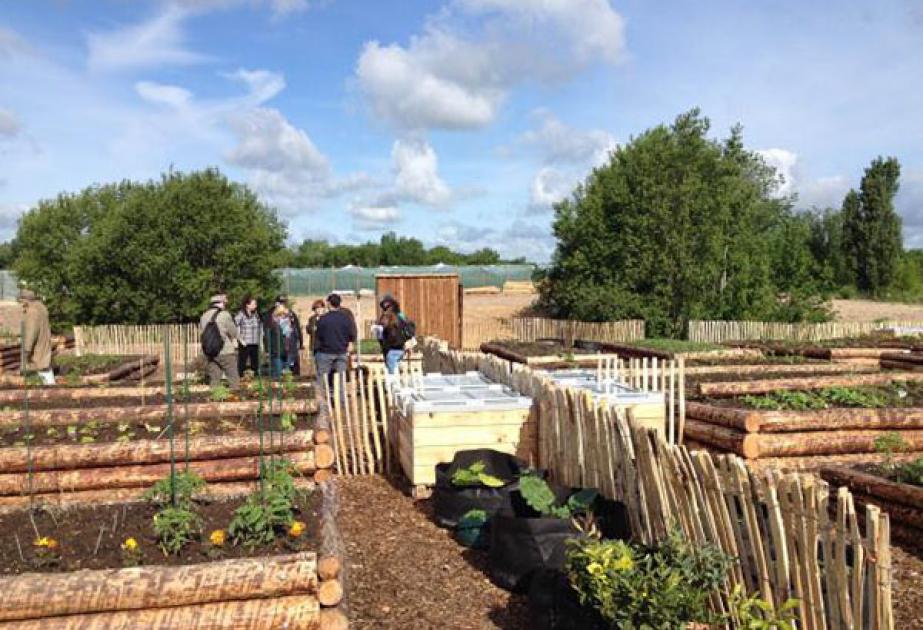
489;484;631;592
528;569;608;630
432;449;527;528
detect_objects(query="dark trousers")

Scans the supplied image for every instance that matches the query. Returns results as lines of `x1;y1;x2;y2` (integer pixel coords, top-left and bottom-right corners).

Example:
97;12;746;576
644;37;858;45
238;344;259;376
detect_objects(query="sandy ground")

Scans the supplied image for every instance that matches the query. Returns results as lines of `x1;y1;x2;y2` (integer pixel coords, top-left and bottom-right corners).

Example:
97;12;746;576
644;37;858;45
831;299;923;322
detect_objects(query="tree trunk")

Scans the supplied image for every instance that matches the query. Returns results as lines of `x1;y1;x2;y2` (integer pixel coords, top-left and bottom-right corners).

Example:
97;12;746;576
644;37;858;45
685;402;762;432
829;348;897;359
0;552;316;622
0;432;315;473
881;360;923;372
684;363;877;376
749;429;923;458
479;343;528;364
757;407;923;433
11;594;320;630
84;355;160;383
0;479;315;514
681;419;758;458
0;450;316;495
821;465;923;510
881;352;923;365
697;372;923;397
0;399;315;428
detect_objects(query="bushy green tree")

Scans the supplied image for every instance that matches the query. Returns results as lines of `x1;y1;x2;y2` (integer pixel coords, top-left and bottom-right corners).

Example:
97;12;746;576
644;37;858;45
539;109;830;336
841;157;903;295
13;169;286;325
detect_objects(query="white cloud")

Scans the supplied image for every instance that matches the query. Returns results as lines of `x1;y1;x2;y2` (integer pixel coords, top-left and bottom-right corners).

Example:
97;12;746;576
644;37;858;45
135;81;194;109
355;0;626;131
798;175;850;209
0;108;20;138
436;218;555;261
757;148;799;196
521;112;615;211
86;5;209;72
897;169;923;249
392;138;451;206
224;68;286;105
350;205;401;231
521;112;616;166
227;108;329;174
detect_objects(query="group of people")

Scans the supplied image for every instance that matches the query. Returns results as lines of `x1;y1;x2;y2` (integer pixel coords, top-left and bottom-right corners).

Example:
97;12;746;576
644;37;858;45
199;291;414;390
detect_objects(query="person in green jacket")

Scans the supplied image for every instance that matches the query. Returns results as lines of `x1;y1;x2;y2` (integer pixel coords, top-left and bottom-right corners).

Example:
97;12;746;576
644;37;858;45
19;289;54;385
199;293;240;389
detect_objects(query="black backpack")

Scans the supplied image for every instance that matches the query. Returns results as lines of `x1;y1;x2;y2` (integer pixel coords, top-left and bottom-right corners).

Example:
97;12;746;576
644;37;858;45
201;309;224;359
397;312;416;343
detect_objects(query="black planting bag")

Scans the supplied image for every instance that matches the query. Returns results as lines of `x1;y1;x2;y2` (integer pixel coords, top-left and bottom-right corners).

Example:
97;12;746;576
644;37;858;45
432;449;527;528
527;569;608;630
489;483;632;592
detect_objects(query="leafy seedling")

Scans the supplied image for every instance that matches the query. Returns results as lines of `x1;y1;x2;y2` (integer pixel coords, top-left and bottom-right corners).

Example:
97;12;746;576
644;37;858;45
450;460;505;488
520;474;597;519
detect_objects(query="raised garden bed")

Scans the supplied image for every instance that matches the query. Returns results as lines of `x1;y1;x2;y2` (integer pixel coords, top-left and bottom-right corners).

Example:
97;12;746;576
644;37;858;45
0;476;348;629
696;371;923;397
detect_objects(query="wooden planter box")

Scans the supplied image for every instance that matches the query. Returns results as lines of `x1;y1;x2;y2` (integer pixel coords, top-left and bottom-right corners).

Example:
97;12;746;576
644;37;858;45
0;480;348;629
396;400;535;492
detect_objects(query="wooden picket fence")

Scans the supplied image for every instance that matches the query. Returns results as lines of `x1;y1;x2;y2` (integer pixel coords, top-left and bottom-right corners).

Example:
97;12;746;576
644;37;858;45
319;361;423;476
73;324;199;362
689;319;923;344
419;338;893;628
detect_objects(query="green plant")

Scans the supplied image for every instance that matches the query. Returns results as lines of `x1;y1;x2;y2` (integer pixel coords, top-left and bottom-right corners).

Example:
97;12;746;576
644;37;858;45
228;489;295;548
818;386;887;408
566;530;734;628
210;384;231;402
519;474;597;519
874;431;910;473
120;537;143;567
152;506;202;555
279;411;296;432
891;457;923;486
143;471;206;508
450;461;505;488
729;585;799;629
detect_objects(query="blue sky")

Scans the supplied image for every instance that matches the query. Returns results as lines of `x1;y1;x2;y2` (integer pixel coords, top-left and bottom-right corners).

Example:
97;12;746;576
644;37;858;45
1;0;922;261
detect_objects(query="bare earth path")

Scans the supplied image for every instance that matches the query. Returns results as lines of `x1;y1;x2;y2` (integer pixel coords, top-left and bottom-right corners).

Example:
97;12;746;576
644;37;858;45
338;475;528;630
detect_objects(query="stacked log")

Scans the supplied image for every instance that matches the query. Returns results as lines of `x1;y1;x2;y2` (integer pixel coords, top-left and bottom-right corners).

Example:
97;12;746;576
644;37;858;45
81;354;160;384
0;381;315;404
0;552;323;629
881;352;923;372
697;371;923;397
684;401;923;459
0;399;317;428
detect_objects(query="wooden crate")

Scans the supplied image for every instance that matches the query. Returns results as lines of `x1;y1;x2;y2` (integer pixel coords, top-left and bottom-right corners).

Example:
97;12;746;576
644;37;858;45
626;401;668;438
396;406;536;492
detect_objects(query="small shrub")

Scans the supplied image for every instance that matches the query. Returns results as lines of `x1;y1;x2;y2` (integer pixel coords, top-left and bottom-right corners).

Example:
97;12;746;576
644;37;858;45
729;585;799;629
566;531;733;628
228;490;295;548
153;506;202;555
210;384;231;402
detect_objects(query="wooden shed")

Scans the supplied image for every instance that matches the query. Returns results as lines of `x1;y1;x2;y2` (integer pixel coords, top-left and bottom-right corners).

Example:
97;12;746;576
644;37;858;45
375;274;463;348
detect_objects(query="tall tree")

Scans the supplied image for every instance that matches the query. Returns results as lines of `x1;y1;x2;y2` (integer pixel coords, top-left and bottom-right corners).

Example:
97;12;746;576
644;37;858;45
13;169;286;325
840;157;902;295
539;109;829;336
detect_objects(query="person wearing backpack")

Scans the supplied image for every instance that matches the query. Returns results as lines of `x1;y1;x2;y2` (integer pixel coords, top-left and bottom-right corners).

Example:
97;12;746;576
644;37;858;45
199;293;240;389
377;295;415;375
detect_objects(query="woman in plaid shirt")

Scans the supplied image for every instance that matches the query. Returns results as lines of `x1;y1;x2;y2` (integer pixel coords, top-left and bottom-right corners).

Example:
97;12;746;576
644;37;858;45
234;295;262;376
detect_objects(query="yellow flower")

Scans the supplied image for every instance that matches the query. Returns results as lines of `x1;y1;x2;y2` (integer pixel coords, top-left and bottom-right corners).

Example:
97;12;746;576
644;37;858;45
288;520;306;538
121;537;139;552
586;562;604;577
209;529;227;547
34;536;58;549
613;555;634;572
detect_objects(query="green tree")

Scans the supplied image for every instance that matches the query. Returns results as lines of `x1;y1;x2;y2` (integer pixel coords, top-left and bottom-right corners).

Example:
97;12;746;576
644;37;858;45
13;169;286;325
841;157;903;295
539;109;829;336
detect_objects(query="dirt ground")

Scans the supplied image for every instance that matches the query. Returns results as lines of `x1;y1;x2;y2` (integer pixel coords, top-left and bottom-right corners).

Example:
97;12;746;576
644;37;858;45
831;299;923;322
338;475;528;629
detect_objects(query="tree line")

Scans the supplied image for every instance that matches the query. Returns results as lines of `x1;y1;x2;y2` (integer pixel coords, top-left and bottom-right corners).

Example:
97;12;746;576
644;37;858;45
538;109;920;336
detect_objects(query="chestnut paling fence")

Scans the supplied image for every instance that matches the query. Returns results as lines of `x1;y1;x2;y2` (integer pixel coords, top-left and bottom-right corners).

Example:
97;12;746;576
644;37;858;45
462;317;645;350
689;319;923;344
412;338;894;629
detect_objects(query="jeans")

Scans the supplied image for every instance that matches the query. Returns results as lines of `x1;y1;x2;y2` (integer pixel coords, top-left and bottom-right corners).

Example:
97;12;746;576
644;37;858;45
206;353;240;389
270;356;284;379
384;349;405;374
315;352;347;393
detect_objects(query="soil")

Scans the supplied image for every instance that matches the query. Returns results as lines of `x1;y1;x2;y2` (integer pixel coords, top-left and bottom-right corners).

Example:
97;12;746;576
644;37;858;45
892;546;923;630
339;475;528;629
0;489;320;575
0;412;316;447
486;339;595;358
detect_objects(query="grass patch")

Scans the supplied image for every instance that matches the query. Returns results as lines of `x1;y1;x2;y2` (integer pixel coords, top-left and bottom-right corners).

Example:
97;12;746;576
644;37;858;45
739;383;918;411
56;354;128;375
357;339;381;355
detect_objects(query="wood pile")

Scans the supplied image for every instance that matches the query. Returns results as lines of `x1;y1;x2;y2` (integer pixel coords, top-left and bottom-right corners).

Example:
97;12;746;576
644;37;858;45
821;466;923;540
684;401;923;459
697;371;923;397
0;335;74;374
880;351;923;372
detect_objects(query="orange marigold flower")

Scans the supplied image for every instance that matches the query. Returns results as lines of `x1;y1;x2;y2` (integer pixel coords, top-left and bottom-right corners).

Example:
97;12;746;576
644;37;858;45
288;520;306;538
209;529;227;547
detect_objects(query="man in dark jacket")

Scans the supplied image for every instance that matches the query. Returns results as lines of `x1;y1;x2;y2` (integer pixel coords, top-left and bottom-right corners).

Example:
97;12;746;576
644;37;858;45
314;293;356;389
264;295;304;376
